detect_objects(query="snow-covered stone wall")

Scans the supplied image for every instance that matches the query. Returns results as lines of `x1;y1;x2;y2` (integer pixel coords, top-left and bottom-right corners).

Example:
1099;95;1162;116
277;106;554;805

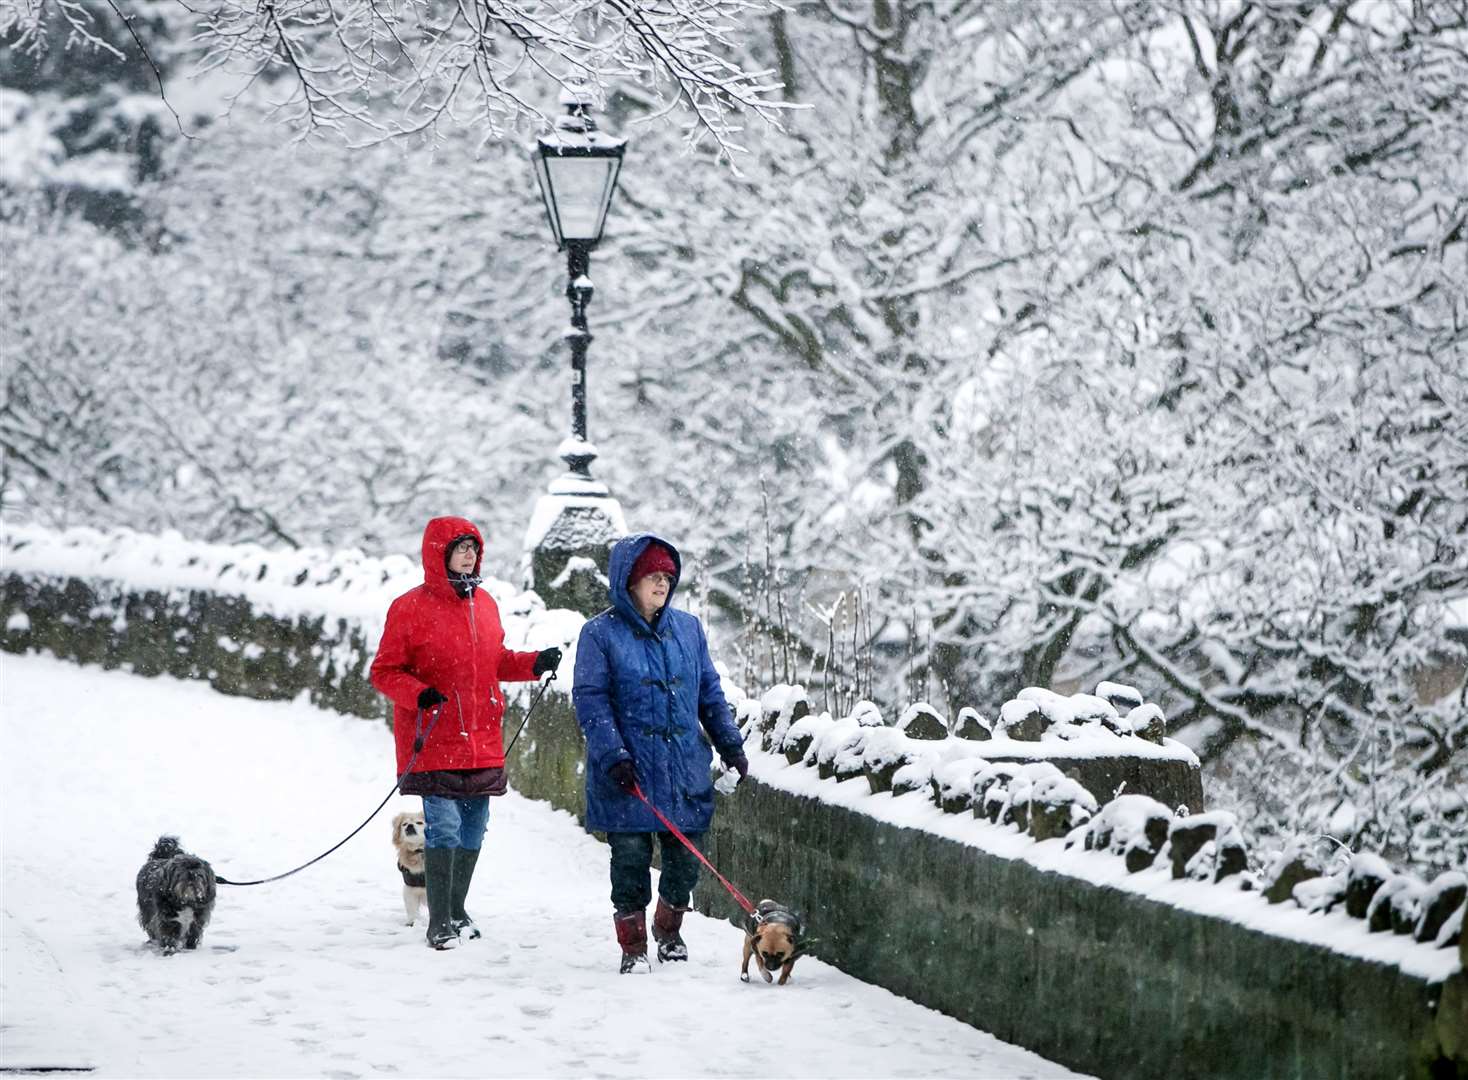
3;524;1463;1078
522;682;1466;1079
0;524;579;718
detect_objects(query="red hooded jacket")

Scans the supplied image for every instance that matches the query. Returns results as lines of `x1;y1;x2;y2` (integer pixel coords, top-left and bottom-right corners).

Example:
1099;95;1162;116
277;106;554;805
370;517;540;784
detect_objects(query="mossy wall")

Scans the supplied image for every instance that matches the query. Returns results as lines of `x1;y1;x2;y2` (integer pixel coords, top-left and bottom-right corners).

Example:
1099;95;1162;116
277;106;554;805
3;566;1461;1080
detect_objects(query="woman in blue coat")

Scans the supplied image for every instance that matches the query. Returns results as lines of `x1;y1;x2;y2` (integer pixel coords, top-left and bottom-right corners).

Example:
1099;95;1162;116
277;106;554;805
572;532;748;973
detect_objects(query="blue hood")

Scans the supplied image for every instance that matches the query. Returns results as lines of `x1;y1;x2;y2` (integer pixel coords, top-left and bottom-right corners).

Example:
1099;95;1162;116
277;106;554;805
607;532;682;630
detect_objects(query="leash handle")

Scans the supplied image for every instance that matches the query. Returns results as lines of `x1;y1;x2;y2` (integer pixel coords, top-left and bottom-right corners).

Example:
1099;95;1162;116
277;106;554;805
632;782;757;917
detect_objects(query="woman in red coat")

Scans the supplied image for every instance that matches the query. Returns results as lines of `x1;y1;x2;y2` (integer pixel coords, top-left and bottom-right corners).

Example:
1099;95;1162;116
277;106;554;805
370;516;561;949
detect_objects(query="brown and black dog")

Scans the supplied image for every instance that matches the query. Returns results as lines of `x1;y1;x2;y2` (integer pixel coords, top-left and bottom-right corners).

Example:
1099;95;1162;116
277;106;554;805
741;899;805;985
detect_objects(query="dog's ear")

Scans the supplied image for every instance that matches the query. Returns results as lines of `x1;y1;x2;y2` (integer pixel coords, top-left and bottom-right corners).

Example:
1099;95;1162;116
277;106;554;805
391;815;404;845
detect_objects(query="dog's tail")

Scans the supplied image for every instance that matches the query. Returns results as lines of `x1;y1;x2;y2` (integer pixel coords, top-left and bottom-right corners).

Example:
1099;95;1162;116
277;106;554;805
148;835;183;860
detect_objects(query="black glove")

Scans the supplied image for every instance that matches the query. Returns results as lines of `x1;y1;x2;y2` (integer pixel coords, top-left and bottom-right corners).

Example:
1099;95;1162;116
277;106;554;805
726;752;749;785
417;687;447;710
608;759;638;795
532;647;563;677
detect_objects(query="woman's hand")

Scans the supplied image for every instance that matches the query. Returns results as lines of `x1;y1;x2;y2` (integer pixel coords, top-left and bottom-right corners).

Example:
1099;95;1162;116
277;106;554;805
725;752;749;785
417;687;448;710
533;647;563;677
608;759;638;794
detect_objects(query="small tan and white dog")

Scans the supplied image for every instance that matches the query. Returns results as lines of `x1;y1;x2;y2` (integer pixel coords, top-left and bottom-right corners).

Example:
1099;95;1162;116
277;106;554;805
741;899;806;985
391;810;427;926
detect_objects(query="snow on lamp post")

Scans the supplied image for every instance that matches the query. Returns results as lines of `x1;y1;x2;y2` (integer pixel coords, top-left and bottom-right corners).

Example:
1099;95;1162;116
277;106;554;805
523;86;629;614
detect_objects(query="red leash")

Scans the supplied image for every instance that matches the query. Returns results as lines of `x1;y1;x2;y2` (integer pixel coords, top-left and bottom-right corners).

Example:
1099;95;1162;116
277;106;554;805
632;783;757;917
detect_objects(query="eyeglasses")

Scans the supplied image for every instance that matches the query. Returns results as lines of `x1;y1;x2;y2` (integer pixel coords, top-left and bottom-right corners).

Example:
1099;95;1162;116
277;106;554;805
451;540;478;555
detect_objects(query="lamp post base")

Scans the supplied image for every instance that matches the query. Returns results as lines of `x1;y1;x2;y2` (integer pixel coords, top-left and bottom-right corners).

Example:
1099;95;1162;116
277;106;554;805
523;468;626;616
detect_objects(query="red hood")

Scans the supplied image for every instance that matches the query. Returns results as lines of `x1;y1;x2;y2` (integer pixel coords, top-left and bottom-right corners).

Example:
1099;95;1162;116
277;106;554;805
420;516;484;599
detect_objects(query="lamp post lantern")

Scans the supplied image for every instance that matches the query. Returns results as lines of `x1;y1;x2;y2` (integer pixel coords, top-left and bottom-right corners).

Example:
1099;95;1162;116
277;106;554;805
531;85;626;478
522;86;629;615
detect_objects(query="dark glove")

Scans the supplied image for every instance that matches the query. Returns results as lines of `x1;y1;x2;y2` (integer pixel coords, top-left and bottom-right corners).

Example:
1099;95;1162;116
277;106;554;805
532;647;563;677
608;759;638;795
725;752;749;785
417;687;447;710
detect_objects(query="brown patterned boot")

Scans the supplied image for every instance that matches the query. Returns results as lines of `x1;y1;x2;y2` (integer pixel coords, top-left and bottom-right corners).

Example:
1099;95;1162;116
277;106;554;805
614;908;649;974
652;897;688;962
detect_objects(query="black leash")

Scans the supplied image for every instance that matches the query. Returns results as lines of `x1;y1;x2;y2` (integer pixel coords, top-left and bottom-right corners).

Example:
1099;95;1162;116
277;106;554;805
505;672;555;757
217;676;556;887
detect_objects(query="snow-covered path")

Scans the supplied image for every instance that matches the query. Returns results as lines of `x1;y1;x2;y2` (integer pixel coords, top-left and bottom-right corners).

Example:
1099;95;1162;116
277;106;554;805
1;654;1088;1079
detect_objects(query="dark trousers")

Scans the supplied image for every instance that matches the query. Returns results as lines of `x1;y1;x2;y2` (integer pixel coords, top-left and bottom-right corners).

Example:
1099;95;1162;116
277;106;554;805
607;830;704;913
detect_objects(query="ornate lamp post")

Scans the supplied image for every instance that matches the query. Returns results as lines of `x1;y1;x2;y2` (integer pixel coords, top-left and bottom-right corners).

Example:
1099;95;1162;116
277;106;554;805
523;86;629;613
531;85;626;478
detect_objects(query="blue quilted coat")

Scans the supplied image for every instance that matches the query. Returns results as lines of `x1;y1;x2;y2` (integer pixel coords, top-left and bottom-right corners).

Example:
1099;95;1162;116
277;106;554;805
572;533;745;833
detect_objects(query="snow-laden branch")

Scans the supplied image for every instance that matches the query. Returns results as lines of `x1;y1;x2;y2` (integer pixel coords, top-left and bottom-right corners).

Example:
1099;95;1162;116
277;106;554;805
173;0;798;155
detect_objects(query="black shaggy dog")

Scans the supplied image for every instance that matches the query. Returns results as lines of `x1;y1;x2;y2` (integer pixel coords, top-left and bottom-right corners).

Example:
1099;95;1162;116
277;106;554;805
136;836;217;955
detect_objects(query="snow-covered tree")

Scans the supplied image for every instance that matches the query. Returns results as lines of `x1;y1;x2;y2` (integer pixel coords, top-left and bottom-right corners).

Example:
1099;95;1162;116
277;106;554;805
3;0;1465;874
1;0;794;156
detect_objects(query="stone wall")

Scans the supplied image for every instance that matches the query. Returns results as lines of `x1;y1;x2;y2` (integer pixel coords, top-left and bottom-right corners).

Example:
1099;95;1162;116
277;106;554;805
3;556;1462;1080
1;572;386;720
507;697;1464;1080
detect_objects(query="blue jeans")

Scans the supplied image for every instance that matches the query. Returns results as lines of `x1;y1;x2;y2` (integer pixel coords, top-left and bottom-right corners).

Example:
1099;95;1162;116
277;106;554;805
607;831;704;913
422;796;490;850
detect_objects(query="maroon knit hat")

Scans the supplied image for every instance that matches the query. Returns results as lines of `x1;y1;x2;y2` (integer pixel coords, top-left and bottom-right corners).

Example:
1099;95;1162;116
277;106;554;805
628;542;677;586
